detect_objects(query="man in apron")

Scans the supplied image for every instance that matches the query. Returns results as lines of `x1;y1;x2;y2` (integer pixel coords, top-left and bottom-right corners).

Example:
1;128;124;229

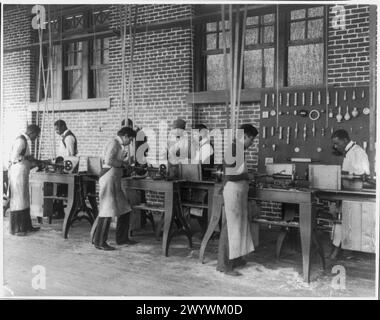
217;124;258;276
329;129;370;259
54;119;79;219
8;124;41;236
92;126;138;251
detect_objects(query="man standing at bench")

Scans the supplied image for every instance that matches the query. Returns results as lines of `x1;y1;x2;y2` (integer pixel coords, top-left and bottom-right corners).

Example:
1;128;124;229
217;124;258;276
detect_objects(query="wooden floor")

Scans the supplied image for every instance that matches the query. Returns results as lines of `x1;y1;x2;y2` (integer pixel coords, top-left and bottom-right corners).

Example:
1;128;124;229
2;214;377;298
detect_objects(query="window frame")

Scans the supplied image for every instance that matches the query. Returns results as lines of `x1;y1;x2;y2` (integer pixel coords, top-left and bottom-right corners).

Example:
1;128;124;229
33;6;111;103
195;4;328;92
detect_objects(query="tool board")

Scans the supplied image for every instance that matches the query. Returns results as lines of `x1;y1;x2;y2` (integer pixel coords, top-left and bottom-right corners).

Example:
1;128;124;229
258;86;370;177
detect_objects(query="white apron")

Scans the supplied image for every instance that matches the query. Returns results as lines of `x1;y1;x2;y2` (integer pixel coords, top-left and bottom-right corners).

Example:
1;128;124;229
9;134;32;211
98;138;131;218
223;158;254;260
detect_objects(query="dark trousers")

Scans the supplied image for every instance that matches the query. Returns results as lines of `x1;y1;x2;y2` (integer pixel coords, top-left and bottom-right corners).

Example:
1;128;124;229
93;217;112;246
116;213;131;244
10;208;32;234
217;210;233;271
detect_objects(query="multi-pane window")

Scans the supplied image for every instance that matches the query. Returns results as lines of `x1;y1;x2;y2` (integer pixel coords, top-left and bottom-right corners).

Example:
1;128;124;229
199;5;326;91
89;38;110;98
244;13;275;88
287;6;325;86
204;21;231;91
203;13;275;91
35;7;110;102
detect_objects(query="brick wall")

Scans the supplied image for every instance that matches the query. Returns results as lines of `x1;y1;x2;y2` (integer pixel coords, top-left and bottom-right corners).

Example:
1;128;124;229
2;6;34;165
328;5;370;87
2;4;373;219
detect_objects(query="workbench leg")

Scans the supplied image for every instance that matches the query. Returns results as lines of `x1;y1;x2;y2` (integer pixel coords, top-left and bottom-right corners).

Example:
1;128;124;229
199;198;222;263
299;203;314;283
90;216;99;244
163;191;174;257
62;186;76;239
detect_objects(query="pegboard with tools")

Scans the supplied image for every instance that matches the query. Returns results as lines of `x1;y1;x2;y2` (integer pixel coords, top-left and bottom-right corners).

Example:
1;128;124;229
258;86;370;176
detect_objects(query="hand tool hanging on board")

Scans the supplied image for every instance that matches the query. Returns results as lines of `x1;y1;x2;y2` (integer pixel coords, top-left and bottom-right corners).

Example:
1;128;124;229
336;107;343;122
352;89;356;100
303;124;307;141
344;106;351;121
295;122;299;139
310;91;314;106
343;89;347;101
317;91;321;105
278;126;283;140
286;93;290;107
262;126;266;139
286;127;290;144
335;91;339;107
352;107;359;118
302;92;305;106
264;93;268;107
271;126;275;136
279;93;282;106
294;92;298;107
312;123;316;137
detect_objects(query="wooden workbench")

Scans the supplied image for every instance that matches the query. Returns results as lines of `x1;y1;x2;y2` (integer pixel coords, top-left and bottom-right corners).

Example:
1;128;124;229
121;177;192;256
29;171;96;238
316;188;376;253
200;185;325;283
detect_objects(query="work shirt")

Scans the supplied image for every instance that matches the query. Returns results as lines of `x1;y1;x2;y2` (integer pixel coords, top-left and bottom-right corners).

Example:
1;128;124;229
193;139;213;165
103;136;125;169
58;130;77;157
342;141;370;175
167;135;189;165
9;133;31;163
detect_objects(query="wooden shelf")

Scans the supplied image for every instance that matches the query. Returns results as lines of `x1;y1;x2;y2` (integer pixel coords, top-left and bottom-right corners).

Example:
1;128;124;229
132;204;165;213
181;202;208;209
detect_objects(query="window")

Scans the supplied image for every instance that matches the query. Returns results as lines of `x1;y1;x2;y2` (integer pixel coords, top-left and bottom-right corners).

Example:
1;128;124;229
35;6;111;102
197;5;326;91
287;6;325;86
244;13;275;88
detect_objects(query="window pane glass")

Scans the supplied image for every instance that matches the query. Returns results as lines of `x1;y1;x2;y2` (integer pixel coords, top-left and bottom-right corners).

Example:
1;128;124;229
64;70;82;99
245;28;258;45
207;54;230;91
244;50;262;88
307;19;323;39
288;43;323;86
291;9;306;20
308;6;324;17
246;16;259;26
206;22;217;32
263;48;274;87
206;33;217;50
218;31;231;49
263;26;274;43
263;14;275;24
218;21;230;30
290;21;305;41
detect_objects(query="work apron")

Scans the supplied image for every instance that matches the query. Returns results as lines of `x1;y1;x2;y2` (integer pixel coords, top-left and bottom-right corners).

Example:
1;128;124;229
223;155;254;260
9;134;32;211
98;139;131;218
9;160;31;211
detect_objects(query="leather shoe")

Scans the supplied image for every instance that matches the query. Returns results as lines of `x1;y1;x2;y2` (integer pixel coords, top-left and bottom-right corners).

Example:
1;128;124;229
329;245;341;260
116;239;138;245
15;232;27;237
224;270;242;277
29;226;40;232
95;243;116;251
232;258;247;268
